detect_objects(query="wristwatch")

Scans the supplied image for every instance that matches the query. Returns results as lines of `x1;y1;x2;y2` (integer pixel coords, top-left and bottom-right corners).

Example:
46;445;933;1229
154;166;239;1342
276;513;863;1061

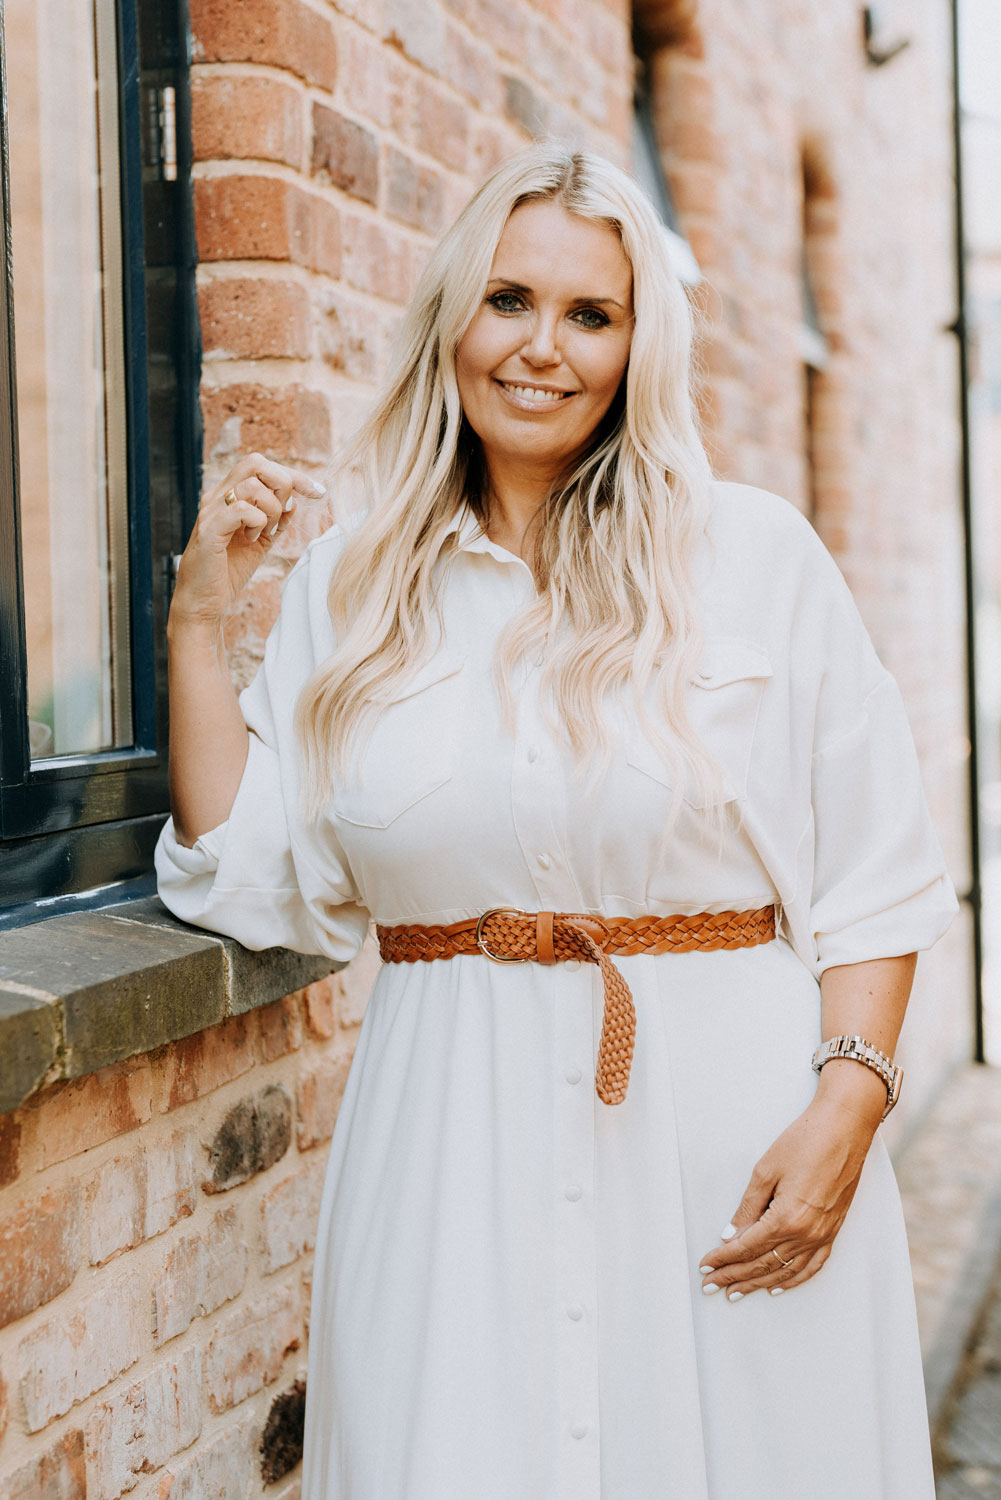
811;1034;903;1120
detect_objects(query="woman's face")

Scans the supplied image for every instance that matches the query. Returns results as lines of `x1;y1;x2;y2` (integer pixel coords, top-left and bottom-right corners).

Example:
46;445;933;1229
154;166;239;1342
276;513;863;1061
455;199;634;483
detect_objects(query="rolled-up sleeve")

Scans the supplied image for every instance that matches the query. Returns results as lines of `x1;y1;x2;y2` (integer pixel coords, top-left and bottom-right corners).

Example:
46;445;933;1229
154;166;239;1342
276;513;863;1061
805;583;957;972
155;536;370;963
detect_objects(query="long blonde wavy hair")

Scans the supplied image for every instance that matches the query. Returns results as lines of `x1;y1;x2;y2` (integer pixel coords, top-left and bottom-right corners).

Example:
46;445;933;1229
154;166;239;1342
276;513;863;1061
295;142;722;819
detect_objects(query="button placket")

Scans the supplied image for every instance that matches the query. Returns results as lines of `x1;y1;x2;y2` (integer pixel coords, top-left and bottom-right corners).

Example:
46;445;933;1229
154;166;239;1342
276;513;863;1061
553;965;600;1499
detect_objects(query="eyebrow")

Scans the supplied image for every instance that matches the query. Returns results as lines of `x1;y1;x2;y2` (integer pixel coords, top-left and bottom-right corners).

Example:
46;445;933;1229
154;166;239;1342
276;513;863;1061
486;277;628;312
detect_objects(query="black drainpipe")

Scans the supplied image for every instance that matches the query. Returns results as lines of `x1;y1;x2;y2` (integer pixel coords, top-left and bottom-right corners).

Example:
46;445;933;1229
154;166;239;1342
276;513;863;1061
949;0;985;1061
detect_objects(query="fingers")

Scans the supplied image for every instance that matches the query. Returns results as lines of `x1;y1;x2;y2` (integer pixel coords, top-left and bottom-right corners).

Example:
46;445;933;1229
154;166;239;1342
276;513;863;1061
208;452;326;509
219;476;295;544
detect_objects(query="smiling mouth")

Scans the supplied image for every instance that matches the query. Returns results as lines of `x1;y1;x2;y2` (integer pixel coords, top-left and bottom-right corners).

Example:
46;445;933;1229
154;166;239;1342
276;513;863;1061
497;381;574;405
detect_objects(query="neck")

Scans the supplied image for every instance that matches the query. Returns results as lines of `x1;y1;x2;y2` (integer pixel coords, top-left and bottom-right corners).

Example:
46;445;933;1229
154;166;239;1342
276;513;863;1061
479;454;560;561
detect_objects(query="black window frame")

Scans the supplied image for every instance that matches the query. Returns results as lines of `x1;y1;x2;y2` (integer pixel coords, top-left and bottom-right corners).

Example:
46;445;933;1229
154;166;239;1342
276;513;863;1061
0;0;200;926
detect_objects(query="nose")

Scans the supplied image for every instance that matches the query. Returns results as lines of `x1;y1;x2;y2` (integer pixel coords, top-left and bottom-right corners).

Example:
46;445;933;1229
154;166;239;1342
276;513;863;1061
521;312;561;367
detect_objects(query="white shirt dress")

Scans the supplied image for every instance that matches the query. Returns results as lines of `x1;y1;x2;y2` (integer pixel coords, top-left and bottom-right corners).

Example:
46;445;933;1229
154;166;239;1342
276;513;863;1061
156;481;958;1500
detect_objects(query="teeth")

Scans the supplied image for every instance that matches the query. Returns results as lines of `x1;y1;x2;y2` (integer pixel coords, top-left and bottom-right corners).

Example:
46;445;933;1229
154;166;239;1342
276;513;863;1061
501;383;569;403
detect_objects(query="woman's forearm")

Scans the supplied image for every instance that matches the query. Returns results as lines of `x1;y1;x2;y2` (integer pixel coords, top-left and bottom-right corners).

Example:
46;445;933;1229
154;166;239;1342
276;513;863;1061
166;617;250;848
814;954;918;1126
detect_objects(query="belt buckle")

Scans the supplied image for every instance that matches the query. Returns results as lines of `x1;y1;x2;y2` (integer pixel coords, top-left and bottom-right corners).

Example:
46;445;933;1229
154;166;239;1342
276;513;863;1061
475;907;529;964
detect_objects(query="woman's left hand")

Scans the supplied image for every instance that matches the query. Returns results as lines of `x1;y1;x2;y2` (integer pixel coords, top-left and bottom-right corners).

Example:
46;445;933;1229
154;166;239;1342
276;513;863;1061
696;1085;884;1300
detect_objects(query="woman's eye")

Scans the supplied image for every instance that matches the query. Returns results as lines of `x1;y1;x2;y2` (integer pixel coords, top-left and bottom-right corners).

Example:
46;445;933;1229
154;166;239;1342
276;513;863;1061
571;307;609;329
487;291;524;313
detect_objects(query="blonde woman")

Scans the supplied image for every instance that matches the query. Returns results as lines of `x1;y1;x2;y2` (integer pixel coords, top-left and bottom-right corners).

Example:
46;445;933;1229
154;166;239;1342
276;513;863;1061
157;144;956;1500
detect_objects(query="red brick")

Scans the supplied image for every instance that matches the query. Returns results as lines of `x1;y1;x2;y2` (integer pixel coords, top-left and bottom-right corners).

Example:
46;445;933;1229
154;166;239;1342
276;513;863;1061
194;176;341;277
86;1152;144;1265
201;383;331;467
296;1055;353;1150
338;24;412;134
444;20;503;111
255;994;303;1063
192;75;304;169
311;106;379;205
0;1365;7;1444
0;1428;86;1500
413;76;469;172
318;288;387;382
85;1130;198;1265
18;1274;144;1432
205;1281;302;1414
302;978;336;1040
198;277;311;361
340;214;413;303
24;1060;153;1170
153;1207;247;1347
86;1348;202;1500
158;1013;256;1111
259;1158;325;1274
385;147;445;235
0;1113;21;1188
668;161;718;219
0;1184;81;1330
190;0;337;90
155;1413;256;1499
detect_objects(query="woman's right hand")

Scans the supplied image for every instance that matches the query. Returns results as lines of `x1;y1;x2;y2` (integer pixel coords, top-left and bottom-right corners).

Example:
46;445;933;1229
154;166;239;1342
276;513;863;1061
169;453;326;627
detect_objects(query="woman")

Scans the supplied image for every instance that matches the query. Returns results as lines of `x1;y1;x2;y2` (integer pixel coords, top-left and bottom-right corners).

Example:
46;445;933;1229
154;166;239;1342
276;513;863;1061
156;144;957;1500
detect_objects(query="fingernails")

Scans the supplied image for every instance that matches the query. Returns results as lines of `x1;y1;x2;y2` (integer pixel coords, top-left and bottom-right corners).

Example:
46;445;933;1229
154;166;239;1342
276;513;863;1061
698;1265;714;1276
269;521;280;537
308;480;326;496
701;1283;721;1296
727;1290;744;1302
720;1223;738;1242
769;1287;785;1296
284;497;295;512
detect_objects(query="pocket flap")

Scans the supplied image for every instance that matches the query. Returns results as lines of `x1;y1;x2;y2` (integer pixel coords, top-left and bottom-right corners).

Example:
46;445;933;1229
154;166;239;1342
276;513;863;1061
693;639;773;690
384;649;466;704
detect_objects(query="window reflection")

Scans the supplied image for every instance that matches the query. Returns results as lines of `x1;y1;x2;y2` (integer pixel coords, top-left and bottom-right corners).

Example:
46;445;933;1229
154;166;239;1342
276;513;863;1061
6;0;131;759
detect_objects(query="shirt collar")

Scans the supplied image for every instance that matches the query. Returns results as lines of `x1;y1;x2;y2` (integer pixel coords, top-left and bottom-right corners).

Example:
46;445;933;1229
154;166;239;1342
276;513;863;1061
444;504;535;576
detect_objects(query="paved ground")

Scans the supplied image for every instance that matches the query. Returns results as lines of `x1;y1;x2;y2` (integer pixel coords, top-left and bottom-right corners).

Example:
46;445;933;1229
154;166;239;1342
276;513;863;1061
893;1060;1001;1495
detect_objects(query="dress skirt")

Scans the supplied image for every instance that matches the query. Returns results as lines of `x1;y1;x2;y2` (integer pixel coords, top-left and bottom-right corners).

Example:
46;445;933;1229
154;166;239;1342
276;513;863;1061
300;935;935;1500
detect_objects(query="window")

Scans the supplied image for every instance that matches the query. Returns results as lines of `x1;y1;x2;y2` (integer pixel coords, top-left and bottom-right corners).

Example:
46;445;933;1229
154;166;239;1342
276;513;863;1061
632;38;701;286
0;0;200;925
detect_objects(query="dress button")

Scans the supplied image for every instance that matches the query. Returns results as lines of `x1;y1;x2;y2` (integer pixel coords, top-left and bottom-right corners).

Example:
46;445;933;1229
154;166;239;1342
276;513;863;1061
570;1422;588;1440
565;1184;583;1202
527;745;540;763
564;959;580;973
564;1065;582;1085
536;853;551;870
566;1303;584;1322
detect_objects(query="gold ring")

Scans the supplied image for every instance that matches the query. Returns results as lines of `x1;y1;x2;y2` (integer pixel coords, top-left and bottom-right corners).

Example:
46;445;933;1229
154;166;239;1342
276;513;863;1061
223;487;238;506
770;1248;793;1268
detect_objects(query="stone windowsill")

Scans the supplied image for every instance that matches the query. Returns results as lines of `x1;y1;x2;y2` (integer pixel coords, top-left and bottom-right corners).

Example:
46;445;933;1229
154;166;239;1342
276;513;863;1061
0;897;339;1115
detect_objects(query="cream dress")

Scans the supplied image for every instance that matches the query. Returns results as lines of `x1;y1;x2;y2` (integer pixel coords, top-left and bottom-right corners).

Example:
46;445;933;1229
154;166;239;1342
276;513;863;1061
156;482;957;1500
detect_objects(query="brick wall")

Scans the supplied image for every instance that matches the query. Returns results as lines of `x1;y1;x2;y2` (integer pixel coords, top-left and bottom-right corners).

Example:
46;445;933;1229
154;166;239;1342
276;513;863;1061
0;947;377;1499
0;0;975;1491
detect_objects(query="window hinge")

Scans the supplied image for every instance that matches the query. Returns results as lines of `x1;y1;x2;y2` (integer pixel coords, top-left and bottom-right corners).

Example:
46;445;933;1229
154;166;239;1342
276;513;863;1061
158;86;177;181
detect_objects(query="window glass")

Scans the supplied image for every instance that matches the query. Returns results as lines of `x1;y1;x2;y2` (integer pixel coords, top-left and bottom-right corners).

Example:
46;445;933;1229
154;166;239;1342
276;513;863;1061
6;0;131;759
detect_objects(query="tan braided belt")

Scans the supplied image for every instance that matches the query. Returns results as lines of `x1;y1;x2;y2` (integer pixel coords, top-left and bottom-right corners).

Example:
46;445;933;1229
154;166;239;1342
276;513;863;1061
376;905;777;1106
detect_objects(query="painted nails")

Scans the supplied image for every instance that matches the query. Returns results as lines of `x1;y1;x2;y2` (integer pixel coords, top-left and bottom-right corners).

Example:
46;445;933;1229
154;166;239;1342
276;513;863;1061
769;1287;785;1296
702;1282;721;1296
284;497;295;512
720;1223;738;1242
727;1290;743;1302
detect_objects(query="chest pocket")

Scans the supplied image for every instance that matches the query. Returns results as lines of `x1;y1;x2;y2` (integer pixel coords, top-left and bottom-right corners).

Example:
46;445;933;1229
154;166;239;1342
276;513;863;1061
626;638;773;808
332;650;466;829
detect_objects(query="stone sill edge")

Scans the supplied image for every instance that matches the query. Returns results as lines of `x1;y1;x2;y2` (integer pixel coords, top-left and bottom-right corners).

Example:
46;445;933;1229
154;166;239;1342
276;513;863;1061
0;896;340;1116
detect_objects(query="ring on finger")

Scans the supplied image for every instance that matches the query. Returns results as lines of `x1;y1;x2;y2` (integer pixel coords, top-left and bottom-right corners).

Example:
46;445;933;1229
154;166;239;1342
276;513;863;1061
223;487;239;506
770;1248;794;1268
